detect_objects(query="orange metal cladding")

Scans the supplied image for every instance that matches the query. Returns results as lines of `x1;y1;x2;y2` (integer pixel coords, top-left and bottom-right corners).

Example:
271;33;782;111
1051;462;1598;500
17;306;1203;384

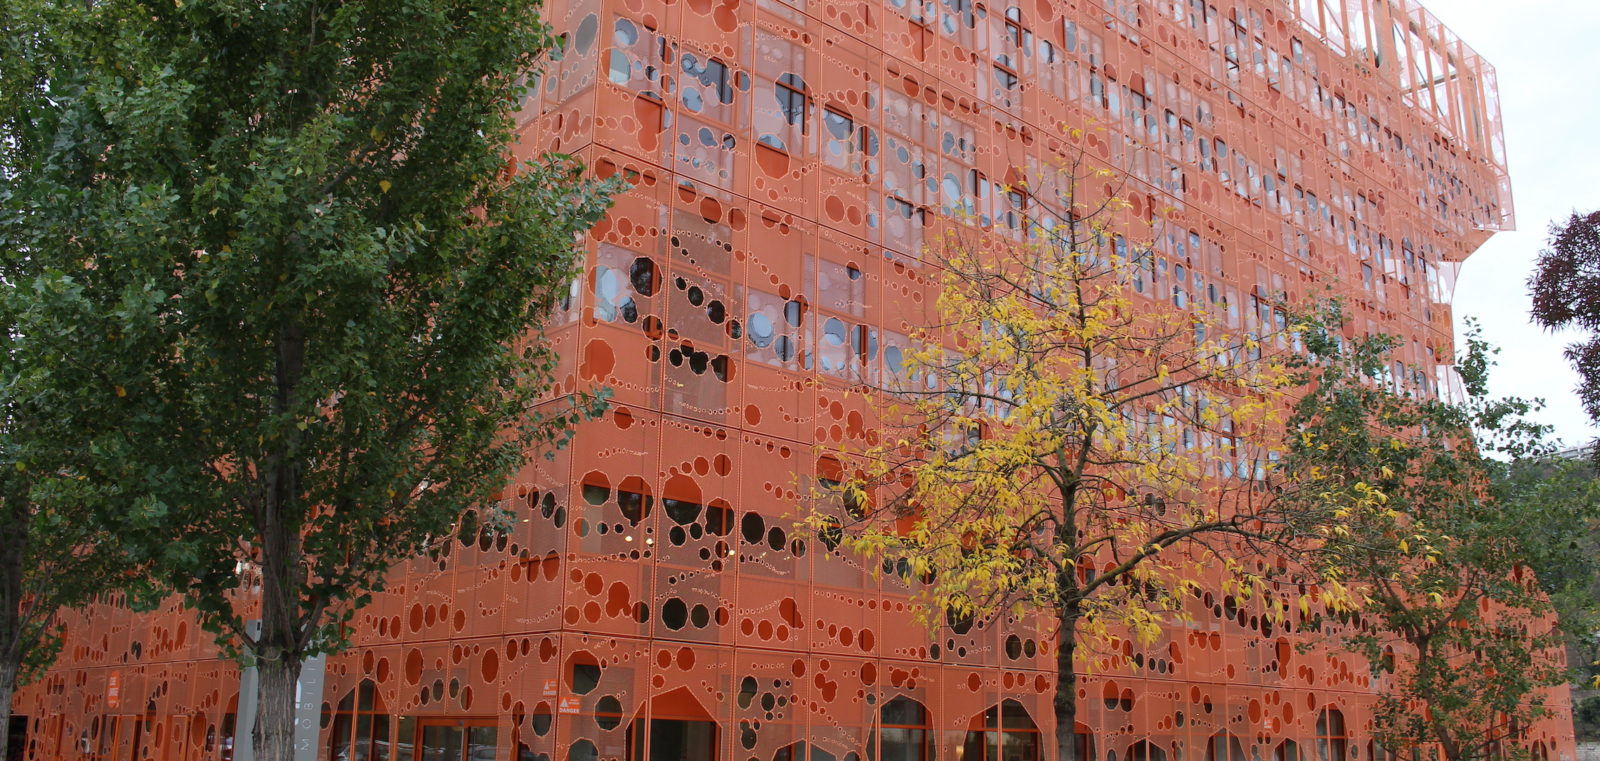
14;1;1569;761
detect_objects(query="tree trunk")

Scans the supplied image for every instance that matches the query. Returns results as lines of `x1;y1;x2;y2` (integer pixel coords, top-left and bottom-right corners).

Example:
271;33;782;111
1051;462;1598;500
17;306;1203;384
0;658;18;761
1054;608;1080;761
0;499;22;761
253;650;302;761
251;320;311;761
251;547;307;761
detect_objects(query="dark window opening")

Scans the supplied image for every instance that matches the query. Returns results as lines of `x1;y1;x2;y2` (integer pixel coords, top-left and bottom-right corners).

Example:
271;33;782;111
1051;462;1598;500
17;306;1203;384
6;716;26;761
569;655;603;695
874;697;930;761
627;689;721;761
961;700;1041;761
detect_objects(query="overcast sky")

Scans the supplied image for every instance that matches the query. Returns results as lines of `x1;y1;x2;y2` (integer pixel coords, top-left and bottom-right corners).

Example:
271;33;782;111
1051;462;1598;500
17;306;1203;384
1418;1;1600;448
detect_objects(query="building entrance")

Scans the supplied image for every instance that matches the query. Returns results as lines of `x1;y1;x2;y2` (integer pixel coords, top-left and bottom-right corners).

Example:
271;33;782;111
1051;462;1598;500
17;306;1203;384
413;718;497;761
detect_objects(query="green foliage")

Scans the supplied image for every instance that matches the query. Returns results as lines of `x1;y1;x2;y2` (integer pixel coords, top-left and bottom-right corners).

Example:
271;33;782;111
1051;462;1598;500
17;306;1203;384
1280;308;1597;761
1488;456;1600;653
1;0;615;755
0;351;141;687
0;8;169;750
1574;695;1600;741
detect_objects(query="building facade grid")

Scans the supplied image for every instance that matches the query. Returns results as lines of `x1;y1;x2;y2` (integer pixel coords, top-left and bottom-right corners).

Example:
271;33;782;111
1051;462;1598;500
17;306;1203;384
14;1;1554;761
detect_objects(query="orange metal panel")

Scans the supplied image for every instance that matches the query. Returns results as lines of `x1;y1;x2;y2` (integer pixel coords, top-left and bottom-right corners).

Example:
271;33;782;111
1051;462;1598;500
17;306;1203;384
17;2;1564;761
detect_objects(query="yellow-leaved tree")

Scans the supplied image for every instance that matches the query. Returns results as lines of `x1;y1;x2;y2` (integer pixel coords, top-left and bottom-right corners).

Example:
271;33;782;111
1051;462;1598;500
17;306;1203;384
810;159;1310;761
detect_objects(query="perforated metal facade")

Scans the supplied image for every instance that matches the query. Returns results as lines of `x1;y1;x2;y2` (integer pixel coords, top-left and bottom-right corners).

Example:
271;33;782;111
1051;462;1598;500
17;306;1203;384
13;1;1562;761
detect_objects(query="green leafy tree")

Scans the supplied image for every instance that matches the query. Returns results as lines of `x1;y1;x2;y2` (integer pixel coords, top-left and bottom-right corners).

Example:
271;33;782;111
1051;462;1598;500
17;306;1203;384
1492;454;1600;743
1575;695;1600;742
1490;455;1600;673
0;14;168;755
0;1;616;759
1281;313;1598;761
0;328;140;761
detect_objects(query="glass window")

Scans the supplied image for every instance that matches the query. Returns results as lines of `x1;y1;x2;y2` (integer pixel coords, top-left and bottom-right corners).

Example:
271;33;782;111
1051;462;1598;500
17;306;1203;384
1206;733;1246;761
326;680;392;761
961;700;1041;761
1316;709;1347;761
877;697;930;761
220;697;238;761
825;109;856;144
571;662;601;695
1130;741;1168;761
777;74;808;126
626;691;720;761
993;64;1018;91
681;54;734;106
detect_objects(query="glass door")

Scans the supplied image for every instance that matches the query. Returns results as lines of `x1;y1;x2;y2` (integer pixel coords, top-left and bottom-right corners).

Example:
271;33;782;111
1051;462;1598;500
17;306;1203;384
412;719;498;761
464;726;497;761
420;724;463;761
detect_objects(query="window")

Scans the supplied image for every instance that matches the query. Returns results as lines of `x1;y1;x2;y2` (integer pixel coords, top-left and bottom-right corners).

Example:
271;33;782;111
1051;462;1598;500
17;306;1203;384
822;107;876;172
961;700;1042;761
680;53;734;112
876;697;930;761
608;18;667;99
883;195;928;255
571;660;602;695
129;714;155;761
325;680;391;761
940;0;977;38
824;108;856;144
993;62;1019;92
1130;741;1168;761
1003;7;1029;47
404;718;497;761
777;741;836;761
617;477;653;524
89;715;121;761
776;73;808;127
628;688;720;761
1003;188;1028;232
608;19;637;85
1207;733;1246;761
219;694;238;761
1316;709;1348;761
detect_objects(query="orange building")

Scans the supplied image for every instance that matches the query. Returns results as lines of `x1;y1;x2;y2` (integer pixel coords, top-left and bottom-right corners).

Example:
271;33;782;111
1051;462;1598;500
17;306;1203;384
13;1;1565;761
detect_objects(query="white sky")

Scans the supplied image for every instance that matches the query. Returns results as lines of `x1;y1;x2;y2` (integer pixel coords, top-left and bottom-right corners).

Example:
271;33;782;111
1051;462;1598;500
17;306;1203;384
1421;1;1600;448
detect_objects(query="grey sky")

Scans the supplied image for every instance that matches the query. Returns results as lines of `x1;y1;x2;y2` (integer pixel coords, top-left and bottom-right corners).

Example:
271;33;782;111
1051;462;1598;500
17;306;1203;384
1420;1;1600;448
